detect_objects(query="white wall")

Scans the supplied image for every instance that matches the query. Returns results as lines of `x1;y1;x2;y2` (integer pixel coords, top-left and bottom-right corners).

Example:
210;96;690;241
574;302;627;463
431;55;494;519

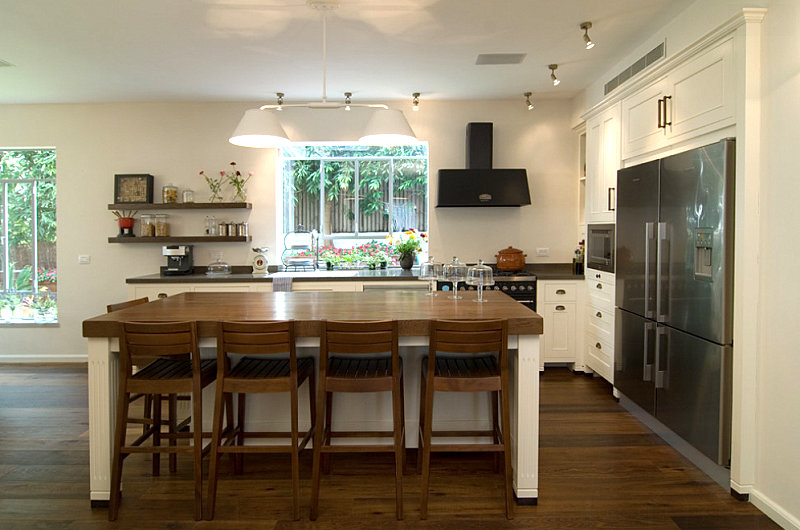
0;97;577;359
757;0;800;525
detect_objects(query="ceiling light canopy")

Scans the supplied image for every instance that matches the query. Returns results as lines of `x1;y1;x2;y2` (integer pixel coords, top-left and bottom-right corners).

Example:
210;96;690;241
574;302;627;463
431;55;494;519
412;92;420;112
580;21;595;49
524;92;534;111
228;1;416;148
549;64;560;86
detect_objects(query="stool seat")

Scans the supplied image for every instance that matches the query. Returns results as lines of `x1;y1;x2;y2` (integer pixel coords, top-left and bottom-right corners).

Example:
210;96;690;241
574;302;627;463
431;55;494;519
133;358;216;382
228;356;314;380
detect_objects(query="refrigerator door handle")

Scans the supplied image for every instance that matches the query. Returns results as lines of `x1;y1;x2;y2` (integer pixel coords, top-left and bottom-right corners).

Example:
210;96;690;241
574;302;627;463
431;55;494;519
644;222;655;318
643;321;655;381
656;222;669;322
655;326;668;389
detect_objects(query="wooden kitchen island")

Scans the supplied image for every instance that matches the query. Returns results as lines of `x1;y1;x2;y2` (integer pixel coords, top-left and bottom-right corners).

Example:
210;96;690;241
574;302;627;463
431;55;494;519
82;290;543;506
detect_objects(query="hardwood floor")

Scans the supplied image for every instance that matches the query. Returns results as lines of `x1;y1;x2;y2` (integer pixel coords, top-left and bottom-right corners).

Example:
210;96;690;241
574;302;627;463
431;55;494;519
0;364;779;529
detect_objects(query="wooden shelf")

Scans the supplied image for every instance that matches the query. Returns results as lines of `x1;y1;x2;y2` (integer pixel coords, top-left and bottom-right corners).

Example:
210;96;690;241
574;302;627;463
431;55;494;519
108;236;252;243
107;202;251;210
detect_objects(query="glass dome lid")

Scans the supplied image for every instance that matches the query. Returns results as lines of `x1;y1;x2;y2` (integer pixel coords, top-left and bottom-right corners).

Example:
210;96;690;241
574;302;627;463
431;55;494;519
467;259;494;286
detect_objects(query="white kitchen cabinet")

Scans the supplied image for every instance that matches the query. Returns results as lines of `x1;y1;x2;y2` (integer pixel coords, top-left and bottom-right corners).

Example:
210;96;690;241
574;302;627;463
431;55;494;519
291;281;360;292
536;280;584;371
127;282;272;300
584;268;615;383
621;37;735;160
585;103;620;223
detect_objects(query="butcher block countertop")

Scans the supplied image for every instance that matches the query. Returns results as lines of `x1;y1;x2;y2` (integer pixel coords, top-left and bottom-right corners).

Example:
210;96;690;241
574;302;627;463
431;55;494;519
83;290;543;338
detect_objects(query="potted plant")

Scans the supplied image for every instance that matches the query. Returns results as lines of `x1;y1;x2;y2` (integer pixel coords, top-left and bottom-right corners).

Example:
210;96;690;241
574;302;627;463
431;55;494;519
387;230;427;270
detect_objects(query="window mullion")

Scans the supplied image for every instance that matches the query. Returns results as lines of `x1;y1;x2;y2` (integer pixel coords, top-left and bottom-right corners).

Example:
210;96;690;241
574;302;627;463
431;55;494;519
2;181;8;292
318;159;325;238
354;160;359;237
388;159;394;233
31;180;39;294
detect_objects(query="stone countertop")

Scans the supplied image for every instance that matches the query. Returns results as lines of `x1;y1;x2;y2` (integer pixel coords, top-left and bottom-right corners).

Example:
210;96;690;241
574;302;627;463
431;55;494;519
126;263;583;284
126;266;422;283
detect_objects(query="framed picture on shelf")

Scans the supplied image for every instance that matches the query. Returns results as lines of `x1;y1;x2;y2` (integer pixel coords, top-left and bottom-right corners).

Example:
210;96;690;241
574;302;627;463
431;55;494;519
114;174;154;203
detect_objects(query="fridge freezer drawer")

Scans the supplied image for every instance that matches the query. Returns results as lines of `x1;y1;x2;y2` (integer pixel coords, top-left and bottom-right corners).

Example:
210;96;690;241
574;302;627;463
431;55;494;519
585;334;614;383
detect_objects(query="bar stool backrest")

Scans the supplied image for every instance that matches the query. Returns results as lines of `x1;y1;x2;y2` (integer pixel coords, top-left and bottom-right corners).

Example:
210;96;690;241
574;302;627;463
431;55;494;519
323;320;398;356
218;320;294;356
430;319;508;360
106;296;149;314
120;321;199;376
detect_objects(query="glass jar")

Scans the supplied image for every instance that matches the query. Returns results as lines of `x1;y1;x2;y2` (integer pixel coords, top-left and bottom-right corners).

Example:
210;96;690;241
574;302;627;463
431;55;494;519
182;189;194;203
205;215;217;236
154;214;169;237
162;184;178;204
140;214;155;237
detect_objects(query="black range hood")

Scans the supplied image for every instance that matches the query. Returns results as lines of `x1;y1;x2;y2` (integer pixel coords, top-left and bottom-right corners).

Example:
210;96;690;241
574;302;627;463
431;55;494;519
436;122;531;207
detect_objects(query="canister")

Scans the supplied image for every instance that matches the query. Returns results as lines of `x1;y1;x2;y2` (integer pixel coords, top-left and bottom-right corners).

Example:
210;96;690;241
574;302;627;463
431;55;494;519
218;222;228;236
237;222;248;237
155;214;169;236
140;214;155;237
182;189;194;203
162;184;178;204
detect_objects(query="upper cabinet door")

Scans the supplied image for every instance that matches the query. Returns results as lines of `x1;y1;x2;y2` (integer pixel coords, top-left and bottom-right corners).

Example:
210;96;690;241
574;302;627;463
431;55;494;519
586;103;621;223
620;37;735;161
621;77;669;160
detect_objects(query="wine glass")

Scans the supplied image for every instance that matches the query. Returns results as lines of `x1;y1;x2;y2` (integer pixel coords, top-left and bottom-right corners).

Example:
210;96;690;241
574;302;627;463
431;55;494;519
444;256;467;299
419;256;442;296
467;259;495;302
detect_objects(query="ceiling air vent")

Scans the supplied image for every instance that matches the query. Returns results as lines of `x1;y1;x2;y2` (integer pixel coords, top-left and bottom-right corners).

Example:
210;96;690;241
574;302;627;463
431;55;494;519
475;53;527;65
604;42;665;95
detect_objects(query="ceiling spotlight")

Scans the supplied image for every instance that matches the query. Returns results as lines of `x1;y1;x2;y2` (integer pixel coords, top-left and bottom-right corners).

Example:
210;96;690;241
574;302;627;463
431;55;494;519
412;92;420;111
344;92;352;111
580;22;595;49
524;92;534;111
549;64;560;86
276;92;284;111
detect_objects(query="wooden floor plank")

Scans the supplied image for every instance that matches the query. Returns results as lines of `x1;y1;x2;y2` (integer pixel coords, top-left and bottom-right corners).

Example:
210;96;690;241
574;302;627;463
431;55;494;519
0;363;781;529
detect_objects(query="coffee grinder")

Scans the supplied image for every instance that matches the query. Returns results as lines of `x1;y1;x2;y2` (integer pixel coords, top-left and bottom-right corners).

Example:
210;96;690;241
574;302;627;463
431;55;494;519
161;245;194;275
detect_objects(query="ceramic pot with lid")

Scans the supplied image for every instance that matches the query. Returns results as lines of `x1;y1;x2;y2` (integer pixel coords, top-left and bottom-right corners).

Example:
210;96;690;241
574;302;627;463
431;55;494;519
495;246;527;271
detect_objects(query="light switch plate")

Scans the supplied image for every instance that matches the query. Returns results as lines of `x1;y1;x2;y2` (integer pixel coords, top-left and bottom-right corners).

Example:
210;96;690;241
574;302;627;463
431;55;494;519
536;248;549;257
78;255;91;264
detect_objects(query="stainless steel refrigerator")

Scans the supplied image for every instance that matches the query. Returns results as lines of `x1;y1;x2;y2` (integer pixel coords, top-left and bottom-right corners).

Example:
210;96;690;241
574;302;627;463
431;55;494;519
614;138;734;466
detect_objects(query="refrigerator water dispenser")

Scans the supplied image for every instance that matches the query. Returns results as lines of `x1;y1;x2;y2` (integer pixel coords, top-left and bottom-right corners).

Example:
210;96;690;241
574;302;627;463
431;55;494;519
694;228;714;280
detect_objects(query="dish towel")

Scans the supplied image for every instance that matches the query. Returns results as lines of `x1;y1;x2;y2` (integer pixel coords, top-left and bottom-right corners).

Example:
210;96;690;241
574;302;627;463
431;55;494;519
272;276;293;292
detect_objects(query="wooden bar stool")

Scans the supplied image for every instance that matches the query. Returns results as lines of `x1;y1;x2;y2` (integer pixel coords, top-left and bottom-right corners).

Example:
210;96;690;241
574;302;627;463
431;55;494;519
418;319;513;519
205;320;316;521
107;297;190;475
108;321;216;521
310;320;405;521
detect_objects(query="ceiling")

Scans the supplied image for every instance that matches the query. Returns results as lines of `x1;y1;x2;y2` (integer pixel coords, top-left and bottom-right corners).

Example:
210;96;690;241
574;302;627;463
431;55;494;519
0;0;693;105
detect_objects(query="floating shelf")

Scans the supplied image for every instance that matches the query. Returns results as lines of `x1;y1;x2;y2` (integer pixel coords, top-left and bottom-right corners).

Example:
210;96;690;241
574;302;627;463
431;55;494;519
108;236;252;243
107;202;251;210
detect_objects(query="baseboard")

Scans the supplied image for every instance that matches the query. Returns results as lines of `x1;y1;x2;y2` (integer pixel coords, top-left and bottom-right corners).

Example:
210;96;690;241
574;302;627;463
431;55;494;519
0;354;87;363
749;489;800;530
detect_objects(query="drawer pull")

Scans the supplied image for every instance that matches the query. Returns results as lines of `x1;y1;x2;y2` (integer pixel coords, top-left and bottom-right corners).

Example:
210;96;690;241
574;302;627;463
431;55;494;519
596;283;602;290
596;311;602;318
157;292;169;299
596;273;601;279
556;305;566;311
596;342;602;350
556;289;566;295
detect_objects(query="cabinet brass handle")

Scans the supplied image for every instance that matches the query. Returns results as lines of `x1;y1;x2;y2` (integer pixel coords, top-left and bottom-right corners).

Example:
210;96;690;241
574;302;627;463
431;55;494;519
596;342;602;349
663;95;672;126
595;273;601;279
556;289;566;295
556;305;565;311
596;283;602;290
608;187;616;211
657;96;664;128
596;311;602;318
157;292;168;299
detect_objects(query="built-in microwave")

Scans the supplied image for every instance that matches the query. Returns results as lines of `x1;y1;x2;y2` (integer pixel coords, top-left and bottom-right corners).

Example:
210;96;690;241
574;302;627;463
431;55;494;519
586;224;615;272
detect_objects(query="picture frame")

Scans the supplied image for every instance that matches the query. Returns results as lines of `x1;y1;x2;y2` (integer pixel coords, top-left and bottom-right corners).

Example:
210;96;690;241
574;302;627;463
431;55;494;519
114;174;154;203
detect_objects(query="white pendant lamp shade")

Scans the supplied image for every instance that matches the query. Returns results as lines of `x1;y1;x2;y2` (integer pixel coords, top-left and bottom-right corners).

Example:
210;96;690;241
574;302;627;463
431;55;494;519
359;109;417;145
229;109;291;148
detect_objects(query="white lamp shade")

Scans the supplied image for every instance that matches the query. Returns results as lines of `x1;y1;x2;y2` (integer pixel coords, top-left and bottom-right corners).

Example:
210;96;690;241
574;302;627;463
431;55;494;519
359;109;417;145
229;109;291;148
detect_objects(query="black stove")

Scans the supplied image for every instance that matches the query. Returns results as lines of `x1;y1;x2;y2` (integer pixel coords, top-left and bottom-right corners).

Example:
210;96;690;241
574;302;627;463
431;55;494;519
436;271;537;311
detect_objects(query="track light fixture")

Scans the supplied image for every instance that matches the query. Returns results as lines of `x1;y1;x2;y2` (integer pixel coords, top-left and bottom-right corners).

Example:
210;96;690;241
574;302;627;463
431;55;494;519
580;21;595;49
276;92;284;111
524;92;534;111
549;64;560;86
412;92;420;111
344;92;352;111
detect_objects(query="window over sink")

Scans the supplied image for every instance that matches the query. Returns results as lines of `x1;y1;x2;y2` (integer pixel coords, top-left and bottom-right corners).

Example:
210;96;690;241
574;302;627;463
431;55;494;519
279;143;429;267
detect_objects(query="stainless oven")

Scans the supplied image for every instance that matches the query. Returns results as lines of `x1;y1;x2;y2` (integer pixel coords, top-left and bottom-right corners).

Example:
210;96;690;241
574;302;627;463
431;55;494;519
437;274;537;311
587;224;615;272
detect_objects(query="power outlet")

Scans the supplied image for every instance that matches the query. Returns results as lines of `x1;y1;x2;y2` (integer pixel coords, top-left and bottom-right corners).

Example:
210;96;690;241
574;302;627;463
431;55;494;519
536;248;549;257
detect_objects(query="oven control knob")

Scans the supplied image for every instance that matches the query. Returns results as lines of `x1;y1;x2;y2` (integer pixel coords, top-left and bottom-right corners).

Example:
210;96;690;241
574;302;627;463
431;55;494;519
510;285;517;291
502;285;509;291
527;285;534;291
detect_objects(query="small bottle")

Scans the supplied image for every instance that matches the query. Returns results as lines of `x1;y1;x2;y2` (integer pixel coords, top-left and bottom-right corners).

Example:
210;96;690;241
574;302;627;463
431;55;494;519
162;184;178;204
182;189;194;203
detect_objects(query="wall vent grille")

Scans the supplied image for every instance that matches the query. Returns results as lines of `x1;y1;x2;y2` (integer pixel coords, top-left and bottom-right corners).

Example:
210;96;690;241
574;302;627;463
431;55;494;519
604;42;665;95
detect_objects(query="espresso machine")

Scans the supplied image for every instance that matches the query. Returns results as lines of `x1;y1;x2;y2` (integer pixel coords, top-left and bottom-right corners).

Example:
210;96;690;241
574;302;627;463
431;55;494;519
161;245;194;275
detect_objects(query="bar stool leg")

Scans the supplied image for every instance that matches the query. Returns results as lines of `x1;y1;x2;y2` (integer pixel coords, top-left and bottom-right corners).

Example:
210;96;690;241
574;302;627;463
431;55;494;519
309;382;326;521
392;373;404;520
108;387;130;521
491;390;500;473
168;394;178;473
152;395;162;477
290;379;301;521
416;363;426;474
419;375;435;520
205;381;227;521
191;385;204;521
501;381;514;519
